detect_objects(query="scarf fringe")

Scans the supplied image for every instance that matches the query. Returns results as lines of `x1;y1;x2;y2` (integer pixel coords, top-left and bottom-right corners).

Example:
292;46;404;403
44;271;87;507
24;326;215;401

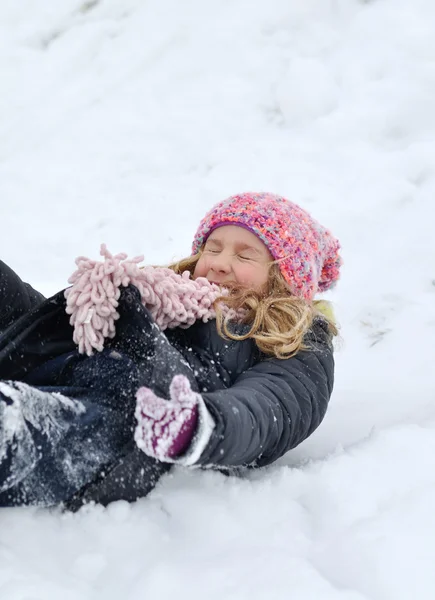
65;244;224;356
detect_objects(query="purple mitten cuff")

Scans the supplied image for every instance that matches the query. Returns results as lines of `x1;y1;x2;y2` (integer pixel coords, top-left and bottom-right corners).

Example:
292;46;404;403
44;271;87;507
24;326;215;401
167;402;199;458
167;394;215;466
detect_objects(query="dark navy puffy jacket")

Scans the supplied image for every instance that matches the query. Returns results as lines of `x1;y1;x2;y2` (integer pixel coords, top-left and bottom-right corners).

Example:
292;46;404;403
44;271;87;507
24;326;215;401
0;260;334;507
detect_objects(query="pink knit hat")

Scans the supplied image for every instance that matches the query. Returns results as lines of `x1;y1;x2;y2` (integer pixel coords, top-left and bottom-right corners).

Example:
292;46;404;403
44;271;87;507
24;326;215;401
192;192;342;300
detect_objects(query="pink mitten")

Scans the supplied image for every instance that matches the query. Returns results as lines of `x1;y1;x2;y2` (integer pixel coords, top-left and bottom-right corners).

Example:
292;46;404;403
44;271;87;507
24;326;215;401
134;375;200;461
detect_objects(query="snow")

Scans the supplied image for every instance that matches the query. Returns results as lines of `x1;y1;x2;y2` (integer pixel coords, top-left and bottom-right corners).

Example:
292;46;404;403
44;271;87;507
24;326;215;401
1;0;435;597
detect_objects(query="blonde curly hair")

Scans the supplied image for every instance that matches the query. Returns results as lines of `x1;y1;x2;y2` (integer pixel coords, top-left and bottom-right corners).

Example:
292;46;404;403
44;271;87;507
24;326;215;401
168;252;337;359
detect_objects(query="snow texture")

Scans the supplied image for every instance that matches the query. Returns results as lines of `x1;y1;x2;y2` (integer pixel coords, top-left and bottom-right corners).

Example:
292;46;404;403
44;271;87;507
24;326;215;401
0;382;84;492
1;0;435;598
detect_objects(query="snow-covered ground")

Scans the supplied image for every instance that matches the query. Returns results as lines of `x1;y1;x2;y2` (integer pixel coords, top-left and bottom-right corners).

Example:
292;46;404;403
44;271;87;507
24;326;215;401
1;0;435;598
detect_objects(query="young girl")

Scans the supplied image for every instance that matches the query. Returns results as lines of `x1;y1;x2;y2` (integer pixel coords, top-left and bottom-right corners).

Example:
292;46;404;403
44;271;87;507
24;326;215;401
0;192;341;509
134;191;340;468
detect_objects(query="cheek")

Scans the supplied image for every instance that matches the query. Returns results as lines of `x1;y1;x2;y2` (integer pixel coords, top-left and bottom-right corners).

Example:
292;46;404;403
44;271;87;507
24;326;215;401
236;263;269;289
193;257;208;278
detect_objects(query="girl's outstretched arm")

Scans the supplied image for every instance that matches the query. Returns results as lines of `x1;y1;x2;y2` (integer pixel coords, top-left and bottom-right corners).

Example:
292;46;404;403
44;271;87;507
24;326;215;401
190;319;334;468
136;318;334;468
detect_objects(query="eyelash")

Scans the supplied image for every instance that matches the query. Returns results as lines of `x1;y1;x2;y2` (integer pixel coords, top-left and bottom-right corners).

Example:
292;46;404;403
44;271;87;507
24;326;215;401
206;249;252;261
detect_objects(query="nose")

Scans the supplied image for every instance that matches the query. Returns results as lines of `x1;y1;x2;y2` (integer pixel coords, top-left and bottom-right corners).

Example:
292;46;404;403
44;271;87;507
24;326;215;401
209;252;231;274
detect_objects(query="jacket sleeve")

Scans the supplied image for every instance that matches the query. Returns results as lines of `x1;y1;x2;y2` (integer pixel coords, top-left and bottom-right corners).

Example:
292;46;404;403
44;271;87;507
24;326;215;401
182;319;334;468
0;260;45;332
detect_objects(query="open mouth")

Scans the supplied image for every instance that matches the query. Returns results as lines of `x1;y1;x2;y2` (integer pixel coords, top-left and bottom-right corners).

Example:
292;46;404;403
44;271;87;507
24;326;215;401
209;281;237;290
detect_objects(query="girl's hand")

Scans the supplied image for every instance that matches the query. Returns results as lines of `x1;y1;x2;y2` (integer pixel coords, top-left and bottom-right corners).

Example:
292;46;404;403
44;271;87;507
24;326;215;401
134;375;199;462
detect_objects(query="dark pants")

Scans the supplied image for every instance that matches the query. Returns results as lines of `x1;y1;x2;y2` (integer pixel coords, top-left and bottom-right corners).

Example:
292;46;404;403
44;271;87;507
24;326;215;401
0;265;194;509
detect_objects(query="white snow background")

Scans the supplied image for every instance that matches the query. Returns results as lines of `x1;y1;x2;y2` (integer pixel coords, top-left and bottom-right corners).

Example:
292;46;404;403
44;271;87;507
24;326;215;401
1;0;435;598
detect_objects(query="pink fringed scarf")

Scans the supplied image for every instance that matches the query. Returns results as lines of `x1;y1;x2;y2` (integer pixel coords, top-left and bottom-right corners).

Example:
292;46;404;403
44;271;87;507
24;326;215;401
65;244;226;356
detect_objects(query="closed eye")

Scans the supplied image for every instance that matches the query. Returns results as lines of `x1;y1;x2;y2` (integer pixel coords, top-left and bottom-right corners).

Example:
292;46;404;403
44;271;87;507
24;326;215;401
239;252;258;261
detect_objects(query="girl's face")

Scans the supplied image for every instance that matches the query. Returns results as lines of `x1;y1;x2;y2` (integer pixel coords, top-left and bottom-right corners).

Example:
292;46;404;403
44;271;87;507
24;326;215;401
193;225;273;292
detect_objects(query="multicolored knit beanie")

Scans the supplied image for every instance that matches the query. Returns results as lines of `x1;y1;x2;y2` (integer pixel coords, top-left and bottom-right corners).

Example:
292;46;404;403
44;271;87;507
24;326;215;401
192;192;342;300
